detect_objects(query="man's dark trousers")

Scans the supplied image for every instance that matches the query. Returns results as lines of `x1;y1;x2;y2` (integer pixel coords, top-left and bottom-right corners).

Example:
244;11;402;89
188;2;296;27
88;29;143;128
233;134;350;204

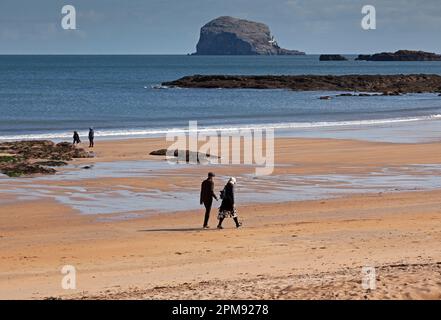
203;199;213;227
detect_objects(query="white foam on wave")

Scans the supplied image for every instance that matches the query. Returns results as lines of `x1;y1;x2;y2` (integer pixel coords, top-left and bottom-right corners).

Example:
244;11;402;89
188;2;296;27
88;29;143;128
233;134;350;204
150;84;170;89
1;114;441;141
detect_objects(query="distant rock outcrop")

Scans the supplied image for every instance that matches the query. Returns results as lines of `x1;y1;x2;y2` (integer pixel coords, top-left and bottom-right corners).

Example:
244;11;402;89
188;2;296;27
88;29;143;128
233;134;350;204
319;54;348;61
163;74;441;93
356;50;441;61
193;16;305;56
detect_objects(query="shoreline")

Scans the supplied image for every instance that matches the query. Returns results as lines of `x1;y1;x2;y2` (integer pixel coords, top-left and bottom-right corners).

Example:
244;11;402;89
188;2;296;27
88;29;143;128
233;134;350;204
1;115;441;144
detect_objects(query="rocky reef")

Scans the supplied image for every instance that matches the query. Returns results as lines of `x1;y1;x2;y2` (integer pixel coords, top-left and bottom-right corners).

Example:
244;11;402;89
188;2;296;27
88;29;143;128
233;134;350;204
193;16;304;56
163;74;441;93
150;149;218;163
356;50;441;61
319;54;348;61
0;140;92;177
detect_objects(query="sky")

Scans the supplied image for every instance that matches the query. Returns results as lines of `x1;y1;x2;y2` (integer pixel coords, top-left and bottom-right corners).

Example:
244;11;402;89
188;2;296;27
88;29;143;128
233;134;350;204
0;0;440;54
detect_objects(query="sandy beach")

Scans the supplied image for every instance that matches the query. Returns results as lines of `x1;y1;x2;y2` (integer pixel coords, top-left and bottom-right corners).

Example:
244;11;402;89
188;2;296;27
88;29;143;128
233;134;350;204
1;136;441;300
3;0;441;304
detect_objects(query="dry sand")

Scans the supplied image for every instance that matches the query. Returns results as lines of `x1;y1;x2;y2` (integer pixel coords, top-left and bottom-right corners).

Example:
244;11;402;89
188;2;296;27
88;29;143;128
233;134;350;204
1;137;441;299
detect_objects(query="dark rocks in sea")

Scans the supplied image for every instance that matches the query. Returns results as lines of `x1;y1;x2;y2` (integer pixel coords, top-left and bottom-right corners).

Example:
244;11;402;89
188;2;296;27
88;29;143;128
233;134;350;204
322;93;379;99
193;16;305;56
319;54;348;61
337;93;355;97
356;54;371;61
336;93;381;97
150;149;218;163
163;74;441;93
356;50;441;61
0;140;92;177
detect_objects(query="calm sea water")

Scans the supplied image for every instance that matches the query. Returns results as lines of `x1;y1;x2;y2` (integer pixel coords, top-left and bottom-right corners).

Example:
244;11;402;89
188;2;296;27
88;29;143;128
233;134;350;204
1;55;441;141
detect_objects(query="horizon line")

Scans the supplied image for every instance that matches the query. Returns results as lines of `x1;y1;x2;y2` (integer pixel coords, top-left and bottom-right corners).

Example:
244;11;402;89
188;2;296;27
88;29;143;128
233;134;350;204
0;53;383;56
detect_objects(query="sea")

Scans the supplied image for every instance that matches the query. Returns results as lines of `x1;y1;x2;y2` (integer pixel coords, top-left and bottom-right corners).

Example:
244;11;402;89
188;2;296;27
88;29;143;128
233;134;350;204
1;54;441;143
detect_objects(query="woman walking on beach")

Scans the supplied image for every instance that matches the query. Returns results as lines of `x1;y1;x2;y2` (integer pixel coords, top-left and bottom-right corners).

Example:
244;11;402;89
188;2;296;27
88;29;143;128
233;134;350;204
217;177;242;229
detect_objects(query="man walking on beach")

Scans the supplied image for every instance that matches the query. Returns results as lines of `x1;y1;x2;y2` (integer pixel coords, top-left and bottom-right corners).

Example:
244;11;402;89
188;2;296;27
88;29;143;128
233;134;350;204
200;172;218;229
88;128;95;148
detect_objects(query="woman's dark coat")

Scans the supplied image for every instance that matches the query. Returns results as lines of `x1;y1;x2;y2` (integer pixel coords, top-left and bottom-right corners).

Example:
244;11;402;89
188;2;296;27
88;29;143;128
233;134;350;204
220;182;234;211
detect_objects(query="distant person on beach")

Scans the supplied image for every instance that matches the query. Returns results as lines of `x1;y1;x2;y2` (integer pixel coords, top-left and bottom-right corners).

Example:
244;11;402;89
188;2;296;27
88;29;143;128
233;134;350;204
217;177;242;229
200;172;218;229
88;128;95;148
73;131;81;145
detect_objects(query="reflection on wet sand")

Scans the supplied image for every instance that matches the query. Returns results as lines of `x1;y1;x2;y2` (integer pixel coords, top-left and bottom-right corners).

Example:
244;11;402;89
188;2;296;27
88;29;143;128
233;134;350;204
1;160;441;218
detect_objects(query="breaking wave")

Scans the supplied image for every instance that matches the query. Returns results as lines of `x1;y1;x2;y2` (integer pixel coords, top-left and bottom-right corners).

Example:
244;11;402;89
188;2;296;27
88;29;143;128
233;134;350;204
1;114;441;141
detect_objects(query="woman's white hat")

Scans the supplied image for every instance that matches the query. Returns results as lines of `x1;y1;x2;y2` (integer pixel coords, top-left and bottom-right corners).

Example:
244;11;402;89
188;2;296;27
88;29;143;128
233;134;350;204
229;177;236;184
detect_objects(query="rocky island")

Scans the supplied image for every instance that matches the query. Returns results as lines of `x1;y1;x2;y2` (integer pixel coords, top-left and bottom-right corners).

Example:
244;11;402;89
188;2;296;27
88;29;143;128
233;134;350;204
319;54;348;61
356;50;441;61
193;16;305;55
162;74;441;93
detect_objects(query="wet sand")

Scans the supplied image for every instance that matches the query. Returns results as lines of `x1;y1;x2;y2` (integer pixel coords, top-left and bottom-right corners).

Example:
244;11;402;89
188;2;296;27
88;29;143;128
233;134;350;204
1;137;441;299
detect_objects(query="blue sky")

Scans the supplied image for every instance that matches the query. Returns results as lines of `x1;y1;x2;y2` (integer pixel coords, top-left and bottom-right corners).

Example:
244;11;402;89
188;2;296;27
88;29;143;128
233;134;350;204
0;0;440;54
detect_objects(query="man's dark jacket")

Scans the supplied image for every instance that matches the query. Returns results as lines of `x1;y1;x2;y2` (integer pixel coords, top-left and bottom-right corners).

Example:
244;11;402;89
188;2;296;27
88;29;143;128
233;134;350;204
200;178;217;204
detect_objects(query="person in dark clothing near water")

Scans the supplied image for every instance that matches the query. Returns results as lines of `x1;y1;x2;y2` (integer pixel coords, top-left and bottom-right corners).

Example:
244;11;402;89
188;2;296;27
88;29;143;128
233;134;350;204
217;177;242;229
200;172;218;229
73;131;81;145
88;128;95;148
